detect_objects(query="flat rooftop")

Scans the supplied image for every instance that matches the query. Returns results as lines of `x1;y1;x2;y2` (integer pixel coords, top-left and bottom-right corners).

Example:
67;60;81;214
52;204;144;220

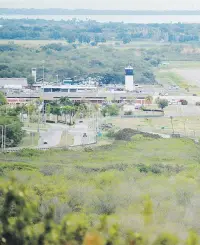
0;78;27;87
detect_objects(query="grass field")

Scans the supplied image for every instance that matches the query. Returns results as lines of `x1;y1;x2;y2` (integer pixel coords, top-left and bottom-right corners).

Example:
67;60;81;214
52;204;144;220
19;132;39;147
106;115;200;137
0;39;68;47
0;39;192;49
156;70;190;88
165;61;200;68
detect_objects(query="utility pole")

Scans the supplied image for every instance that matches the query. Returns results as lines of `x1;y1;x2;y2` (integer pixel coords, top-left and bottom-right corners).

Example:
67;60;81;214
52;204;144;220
170;116;175;135
42;61;45;125
65;128;68;148
0;125;3;152
4;125;7;150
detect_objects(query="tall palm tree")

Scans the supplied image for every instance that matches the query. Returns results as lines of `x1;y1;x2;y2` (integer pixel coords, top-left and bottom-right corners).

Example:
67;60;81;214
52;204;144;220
145;96;153;106
59;96;72;106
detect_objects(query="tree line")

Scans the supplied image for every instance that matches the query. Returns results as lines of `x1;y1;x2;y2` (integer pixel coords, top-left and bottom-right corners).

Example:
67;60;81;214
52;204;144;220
0;42;157;85
0;19;200;43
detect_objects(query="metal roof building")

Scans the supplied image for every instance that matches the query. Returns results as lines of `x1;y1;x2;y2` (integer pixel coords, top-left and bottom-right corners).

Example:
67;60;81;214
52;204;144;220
0;78;28;88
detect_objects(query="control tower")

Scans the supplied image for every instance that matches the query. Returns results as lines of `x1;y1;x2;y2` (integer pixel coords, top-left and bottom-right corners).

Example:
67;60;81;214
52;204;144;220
125;66;134;91
31;68;37;83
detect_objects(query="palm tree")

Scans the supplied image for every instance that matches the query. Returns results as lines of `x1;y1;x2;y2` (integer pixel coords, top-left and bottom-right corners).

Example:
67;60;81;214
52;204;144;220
51;105;61;122
59;96;72;106
145;96;153;106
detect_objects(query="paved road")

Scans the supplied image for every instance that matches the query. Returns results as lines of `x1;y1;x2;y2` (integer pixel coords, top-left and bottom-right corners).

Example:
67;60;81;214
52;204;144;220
37;120;97;148
68;122;96;146
38;124;64;148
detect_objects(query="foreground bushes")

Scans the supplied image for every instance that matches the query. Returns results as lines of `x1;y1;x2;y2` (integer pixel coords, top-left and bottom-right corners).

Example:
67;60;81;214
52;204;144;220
114;128;161;141
0;181;199;245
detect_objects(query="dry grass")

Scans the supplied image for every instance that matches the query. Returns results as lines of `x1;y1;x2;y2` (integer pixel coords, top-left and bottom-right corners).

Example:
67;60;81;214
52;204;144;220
107;116;200;137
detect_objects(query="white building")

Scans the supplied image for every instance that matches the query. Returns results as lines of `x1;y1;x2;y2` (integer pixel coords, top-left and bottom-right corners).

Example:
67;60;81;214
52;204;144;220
42;84;97;93
125;66;135;91
0;78;28;89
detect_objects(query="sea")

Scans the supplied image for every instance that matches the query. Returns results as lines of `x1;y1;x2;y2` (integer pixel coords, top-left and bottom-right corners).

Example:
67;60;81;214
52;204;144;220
1;14;200;23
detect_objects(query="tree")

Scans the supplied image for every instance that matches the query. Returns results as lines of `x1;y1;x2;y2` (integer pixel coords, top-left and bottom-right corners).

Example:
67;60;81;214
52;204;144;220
62;105;76;125
59;96;73;106
156;98;168;110
0;92;7;106
51;106;61;122
27;75;35;87
101;104;119;117
0;116;24;147
145;95;153;106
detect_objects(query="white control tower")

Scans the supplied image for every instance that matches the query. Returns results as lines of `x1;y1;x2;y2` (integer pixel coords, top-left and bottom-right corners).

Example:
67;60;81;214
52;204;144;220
31;68;37;83
125;66;135;91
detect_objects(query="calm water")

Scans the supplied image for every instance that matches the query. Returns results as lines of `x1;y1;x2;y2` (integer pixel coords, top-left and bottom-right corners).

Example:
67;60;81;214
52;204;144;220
1;14;200;23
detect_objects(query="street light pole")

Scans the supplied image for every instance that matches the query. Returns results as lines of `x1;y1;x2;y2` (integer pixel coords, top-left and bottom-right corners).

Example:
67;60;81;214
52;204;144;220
0;125;4;152
4;125;7;150
170;116;175;135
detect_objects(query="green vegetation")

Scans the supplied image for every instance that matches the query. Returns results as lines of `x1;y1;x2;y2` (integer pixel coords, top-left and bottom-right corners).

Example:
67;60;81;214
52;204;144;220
0;19;200;43
2;20;200;85
156;98;169;110
0;41;156;84
101;104;120;117
0;136;200;243
0;92;7;105
0;114;24;147
19;132;39;147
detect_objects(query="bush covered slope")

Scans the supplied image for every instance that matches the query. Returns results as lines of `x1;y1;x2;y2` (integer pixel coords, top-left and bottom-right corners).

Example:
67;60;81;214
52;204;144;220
0;137;200;244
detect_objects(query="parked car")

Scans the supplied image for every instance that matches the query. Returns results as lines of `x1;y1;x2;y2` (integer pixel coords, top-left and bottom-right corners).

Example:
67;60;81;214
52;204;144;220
179;99;188;105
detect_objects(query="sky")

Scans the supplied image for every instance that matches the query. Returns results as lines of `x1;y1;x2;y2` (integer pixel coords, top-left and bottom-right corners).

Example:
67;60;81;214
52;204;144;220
0;0;200;10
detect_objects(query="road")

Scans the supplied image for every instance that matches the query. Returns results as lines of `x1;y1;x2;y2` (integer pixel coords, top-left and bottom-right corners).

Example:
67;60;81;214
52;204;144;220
37;120;97;148
38;124;64;147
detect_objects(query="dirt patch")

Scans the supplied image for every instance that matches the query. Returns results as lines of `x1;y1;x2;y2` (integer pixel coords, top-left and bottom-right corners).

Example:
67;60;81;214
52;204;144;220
172;68;200;87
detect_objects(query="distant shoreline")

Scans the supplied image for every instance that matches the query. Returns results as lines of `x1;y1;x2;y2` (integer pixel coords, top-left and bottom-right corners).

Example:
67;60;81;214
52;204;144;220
1;9;200;15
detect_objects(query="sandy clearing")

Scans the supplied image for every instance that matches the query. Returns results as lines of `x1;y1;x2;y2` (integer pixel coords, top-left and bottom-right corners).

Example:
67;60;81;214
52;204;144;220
172;68;200;87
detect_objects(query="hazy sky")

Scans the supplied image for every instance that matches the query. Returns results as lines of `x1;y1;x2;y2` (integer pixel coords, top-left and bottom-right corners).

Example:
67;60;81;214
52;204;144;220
0;0;200;10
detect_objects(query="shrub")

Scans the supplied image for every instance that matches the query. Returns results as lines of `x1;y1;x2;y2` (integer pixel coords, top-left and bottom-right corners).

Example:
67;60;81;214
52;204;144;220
40;165;62;176
46;120;55;123
106;129;116;138
124;110;133;115
16;148;41;157
153;233;179;245
156;99;168;109
114;128;160;141
186;230;199;245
